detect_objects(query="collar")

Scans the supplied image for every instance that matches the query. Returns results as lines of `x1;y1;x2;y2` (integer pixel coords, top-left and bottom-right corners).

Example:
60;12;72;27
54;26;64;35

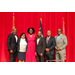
47;36;51;39
21;38;25;40
57;34;62;36
37;36;41;39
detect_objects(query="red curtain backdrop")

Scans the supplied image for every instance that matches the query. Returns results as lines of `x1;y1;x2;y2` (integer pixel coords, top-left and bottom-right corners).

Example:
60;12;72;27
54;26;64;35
0;12;75;62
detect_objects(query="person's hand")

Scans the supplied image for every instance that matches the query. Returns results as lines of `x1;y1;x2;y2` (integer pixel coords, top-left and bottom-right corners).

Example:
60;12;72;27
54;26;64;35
57;47;61;51
55;47;58;50
40;53;43;57
35;52;37;56
10;50;13;53
45;48;50;52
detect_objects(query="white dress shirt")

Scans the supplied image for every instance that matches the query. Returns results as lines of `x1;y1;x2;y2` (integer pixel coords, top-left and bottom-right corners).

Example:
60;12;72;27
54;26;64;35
37;38;40;45
15;35;18;43
19;38;27;52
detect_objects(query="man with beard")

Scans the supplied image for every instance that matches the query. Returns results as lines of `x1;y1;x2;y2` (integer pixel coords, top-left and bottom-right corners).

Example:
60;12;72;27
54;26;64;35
7;28;18;62
55;29;67;62
35;31;45;62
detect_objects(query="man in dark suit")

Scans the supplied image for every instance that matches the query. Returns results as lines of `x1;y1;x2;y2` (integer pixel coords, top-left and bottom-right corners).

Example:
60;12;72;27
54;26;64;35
7;28;18;62
45;30;56;62
35;31;45;62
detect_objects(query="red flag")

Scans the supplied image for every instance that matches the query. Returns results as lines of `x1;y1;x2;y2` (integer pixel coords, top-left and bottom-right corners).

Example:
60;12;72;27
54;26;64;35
12;13;15;29
62;18;65;35
12;13;18;62
62;17;66;61
11;13;15;33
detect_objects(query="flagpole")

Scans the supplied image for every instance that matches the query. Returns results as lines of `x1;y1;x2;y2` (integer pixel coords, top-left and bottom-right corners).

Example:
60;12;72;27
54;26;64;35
13;12;15;29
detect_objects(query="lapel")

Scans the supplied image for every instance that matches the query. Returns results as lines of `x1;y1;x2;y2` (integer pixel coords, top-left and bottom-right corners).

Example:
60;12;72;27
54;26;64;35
12;33;16;42
56;34;62;43
36;37;42;45
48;36;51;44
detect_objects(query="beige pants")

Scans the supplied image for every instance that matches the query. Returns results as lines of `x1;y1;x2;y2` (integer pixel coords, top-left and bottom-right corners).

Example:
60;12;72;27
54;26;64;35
56;50;65;62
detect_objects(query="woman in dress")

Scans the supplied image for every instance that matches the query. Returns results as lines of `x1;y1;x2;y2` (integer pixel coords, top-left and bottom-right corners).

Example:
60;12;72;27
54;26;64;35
17;33;27;62
25;28;36;62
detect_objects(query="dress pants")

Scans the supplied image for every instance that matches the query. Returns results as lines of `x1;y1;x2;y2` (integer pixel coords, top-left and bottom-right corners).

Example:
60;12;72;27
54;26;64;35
9;51;17;62
36;53;44;62
56;51;65;62
45;53;54;62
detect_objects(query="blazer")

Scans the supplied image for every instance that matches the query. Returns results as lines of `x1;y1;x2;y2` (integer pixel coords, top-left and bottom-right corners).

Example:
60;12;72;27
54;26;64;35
55;34;67;53
45;36;56;55
17;38;27;52
7;33;18;52
35;37;45;55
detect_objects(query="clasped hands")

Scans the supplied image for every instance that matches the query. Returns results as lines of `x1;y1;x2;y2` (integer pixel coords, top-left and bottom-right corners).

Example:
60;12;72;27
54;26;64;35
55;47;61;51
35;48;50;57
45;48;49;52
45;47;61;52
35;52;43;57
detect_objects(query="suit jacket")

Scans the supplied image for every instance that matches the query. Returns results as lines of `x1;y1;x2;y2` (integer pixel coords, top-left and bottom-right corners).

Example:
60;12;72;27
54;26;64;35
35;37;45;55
55;34;67;53
17;38;27;52
45;36;56;55
7;33;18;52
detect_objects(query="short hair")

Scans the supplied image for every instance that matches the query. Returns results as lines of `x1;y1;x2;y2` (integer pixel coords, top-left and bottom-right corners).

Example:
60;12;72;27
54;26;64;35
57;28;62;32
38;31;42;33
27;27;35;34
20;33;26;39
47;30;51;33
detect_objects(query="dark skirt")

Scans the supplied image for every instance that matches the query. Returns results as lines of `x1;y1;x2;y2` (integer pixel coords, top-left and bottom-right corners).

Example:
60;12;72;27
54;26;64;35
17;52;26;60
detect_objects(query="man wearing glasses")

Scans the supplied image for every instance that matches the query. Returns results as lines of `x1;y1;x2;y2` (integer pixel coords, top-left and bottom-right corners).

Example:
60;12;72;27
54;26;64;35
55;29;67;62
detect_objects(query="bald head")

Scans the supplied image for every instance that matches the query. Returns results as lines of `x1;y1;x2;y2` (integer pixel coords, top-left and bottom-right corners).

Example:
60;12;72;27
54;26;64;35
12;28;17;34
38;31;41;38
57;29;62;35
47;30;51;37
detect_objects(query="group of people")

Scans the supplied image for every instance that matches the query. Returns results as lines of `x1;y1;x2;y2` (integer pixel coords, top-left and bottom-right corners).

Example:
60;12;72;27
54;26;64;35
7;27;67;62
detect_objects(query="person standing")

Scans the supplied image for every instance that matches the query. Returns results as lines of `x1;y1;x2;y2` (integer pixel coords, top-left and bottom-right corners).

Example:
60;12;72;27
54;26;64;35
17;33;27;62
7;28;18;62
25;28;36;62
35;31;45;62
55;29;67;62
45;30;56;62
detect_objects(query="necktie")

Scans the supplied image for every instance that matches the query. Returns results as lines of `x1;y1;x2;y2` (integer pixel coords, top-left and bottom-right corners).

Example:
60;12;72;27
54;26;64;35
47;37;49;44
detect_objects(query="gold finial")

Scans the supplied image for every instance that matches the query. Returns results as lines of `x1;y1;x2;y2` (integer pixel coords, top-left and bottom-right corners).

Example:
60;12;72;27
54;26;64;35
13;12;14;16
12;26;15;29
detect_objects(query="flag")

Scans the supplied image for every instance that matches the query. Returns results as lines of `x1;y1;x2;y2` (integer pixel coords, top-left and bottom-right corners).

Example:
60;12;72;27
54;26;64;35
12;13;18;62
39;15;45;61
62;17;66;61
12;13;15;30
62;18;65;35
39;15;43;37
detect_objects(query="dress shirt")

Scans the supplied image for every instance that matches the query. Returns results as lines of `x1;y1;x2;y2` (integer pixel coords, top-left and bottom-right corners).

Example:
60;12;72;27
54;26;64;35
19;38;27;52
37;38;40;45
46;36;50;43
15;35;18;43
57;34;61;42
